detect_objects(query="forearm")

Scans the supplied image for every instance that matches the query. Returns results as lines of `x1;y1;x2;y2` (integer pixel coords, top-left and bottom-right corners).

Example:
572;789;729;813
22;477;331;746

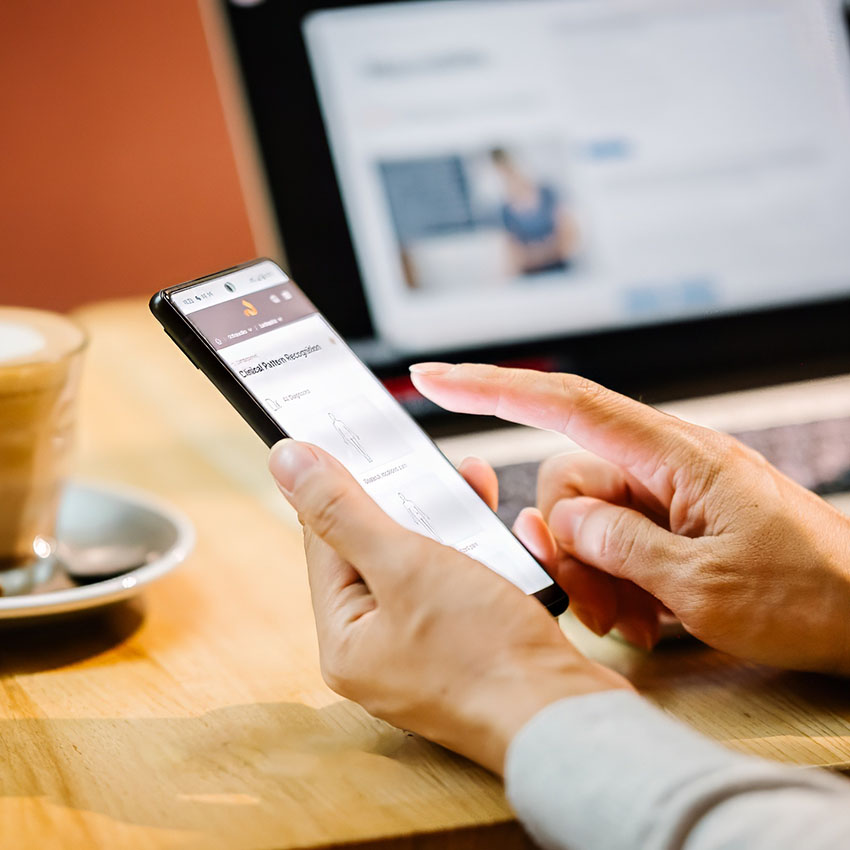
506;691;850;850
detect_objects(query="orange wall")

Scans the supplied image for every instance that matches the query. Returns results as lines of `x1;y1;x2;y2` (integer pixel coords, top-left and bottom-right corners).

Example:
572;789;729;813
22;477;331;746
0;1;255;312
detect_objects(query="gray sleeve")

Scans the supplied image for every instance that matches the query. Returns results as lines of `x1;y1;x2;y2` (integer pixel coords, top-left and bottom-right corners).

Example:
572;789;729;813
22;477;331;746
505;690;850;850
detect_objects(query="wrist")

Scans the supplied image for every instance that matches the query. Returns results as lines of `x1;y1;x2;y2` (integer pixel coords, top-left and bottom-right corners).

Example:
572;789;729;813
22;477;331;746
800;505;850;676
828;514;850;676
448;650;632;775
755;488;850;676
795;508;850;676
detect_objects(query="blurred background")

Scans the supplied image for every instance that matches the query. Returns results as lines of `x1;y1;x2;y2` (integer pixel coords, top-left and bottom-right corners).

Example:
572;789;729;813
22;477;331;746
3;0;850;408
0;1;254;311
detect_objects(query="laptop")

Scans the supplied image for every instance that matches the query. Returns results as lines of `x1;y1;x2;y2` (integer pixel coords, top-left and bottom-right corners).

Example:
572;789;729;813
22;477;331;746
201;0;850;512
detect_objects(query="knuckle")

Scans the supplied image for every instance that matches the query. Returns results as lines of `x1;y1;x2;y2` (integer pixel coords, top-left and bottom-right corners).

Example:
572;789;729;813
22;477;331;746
538;452;580;488
671;425;728;490
303;485;348;541
537;451;594;511
568;374;610;409
492;366;526;418
559;370;588;399
554;373;581;431
478;362;506;381
726;434;771;469
689;423;729;461
680;550;739;616
554;373;613;432
597;508;635;566
570;373;604;398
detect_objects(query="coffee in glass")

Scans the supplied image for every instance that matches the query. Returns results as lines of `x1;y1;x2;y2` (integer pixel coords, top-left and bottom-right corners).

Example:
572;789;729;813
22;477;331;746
0;307;86;596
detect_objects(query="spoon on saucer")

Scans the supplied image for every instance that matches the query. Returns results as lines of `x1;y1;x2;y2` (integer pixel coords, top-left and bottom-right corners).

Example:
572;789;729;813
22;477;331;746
55;541;157;584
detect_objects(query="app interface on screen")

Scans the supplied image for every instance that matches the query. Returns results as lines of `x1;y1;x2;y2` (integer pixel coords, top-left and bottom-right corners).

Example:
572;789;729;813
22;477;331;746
174;263;551;595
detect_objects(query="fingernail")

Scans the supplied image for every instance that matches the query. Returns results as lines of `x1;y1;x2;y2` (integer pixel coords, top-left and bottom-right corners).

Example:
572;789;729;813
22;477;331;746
409;362;454;376
636;627;658;652
619;621;658;652
641;622;660;652
573;605;607;637
269;440;319;495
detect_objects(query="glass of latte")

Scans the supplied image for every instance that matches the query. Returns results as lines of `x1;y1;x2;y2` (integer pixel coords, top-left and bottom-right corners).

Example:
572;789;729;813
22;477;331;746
0;307;86;596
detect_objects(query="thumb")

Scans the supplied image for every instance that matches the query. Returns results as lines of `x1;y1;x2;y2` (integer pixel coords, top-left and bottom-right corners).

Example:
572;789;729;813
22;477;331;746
548;497;696;596
269;439;421;589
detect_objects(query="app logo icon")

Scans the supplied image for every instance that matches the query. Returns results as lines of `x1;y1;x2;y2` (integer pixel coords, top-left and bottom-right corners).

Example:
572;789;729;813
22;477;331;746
242;299;258;317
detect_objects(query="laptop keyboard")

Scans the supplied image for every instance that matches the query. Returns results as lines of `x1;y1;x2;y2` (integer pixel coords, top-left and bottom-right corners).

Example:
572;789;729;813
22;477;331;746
494;415;850;526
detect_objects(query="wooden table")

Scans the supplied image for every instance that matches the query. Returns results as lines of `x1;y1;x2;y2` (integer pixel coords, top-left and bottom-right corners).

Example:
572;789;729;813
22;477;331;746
2;299;849;850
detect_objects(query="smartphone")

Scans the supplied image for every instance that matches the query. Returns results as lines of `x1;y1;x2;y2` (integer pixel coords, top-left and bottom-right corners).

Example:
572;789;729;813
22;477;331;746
150;259;568;615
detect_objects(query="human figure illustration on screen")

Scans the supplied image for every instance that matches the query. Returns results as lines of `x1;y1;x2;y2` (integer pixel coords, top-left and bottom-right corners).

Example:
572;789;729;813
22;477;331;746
328;412;373;464
398;491;442;542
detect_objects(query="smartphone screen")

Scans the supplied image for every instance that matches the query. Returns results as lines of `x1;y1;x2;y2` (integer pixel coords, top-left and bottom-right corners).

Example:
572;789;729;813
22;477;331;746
165;260;562;604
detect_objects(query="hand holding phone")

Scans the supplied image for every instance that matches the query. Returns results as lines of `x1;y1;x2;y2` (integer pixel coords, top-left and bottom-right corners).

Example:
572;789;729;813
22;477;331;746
151;259;567;614
266;434;628;775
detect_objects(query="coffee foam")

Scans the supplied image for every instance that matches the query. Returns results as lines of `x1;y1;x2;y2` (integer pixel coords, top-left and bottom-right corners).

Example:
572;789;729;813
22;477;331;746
0;308;85;366
0;322;46;362
0;308;86;397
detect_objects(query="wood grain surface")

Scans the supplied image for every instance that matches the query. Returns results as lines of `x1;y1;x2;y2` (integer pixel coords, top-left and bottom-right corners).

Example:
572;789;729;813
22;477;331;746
1;299;848;850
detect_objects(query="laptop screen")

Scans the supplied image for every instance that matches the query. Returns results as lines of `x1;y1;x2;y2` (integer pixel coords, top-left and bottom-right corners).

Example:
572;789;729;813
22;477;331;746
302;0;850;354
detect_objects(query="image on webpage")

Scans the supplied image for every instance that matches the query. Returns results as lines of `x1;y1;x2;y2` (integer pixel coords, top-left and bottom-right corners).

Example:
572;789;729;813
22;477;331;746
379;141;582;292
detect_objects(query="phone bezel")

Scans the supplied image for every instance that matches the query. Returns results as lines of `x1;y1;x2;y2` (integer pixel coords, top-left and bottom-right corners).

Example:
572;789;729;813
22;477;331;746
150;258;568;616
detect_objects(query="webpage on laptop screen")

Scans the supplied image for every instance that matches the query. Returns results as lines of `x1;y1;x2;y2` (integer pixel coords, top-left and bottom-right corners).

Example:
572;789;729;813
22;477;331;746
304;0;850;352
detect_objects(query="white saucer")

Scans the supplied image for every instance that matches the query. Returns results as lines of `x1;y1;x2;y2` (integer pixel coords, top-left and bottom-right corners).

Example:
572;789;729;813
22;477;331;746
0;480;195;621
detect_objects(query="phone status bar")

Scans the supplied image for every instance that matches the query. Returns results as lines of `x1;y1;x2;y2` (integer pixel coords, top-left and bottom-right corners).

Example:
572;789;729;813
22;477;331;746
174;261;289;315
182;281;318;351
